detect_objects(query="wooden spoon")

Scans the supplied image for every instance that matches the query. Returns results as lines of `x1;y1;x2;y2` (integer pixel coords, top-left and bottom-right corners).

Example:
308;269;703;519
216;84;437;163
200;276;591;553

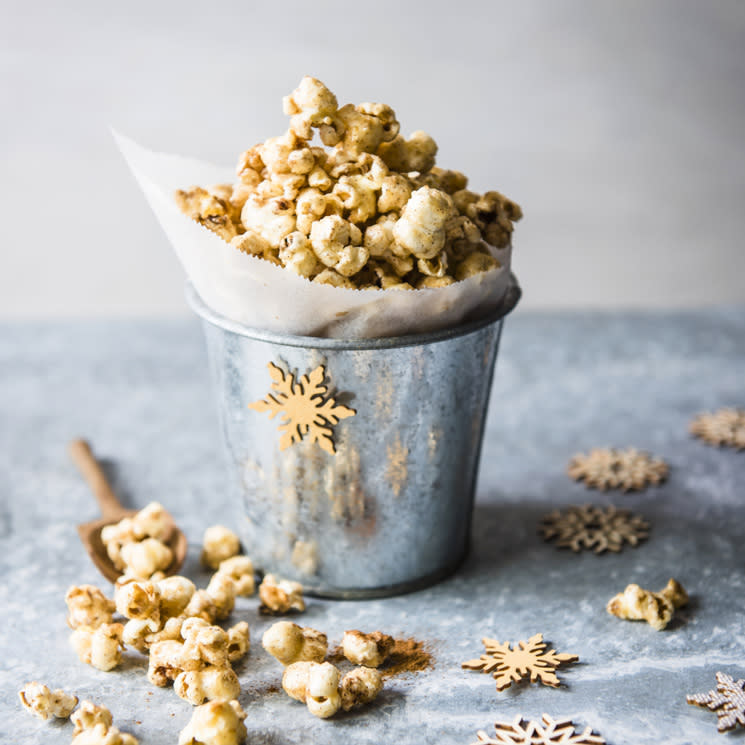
69;438;187;583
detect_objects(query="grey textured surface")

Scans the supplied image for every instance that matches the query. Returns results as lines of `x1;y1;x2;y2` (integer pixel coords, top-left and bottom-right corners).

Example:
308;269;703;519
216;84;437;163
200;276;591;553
1;310;744;744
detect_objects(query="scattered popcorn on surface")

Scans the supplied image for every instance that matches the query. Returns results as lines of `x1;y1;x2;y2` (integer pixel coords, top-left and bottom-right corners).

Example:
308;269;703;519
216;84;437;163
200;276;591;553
258;574;305;614
100;502;176;580
342;629;394;668
18;681;78;720
71;622;125;671
201;526;241;570
66;585;116;629
216;556;255;597
175;76;521;290
607;578;689;630
71;701;113;735
261;621;327;665
339;666;384;711
178;699;247;745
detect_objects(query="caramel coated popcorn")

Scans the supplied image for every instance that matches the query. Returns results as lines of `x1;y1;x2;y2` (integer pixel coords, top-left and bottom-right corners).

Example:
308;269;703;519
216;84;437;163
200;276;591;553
258;574;305;614
607;578;689;631
201;526;241;570
342;629;394;668
179;699;247;745
261;621;327;665
175;77;521;290
100;502;176;580
18;681;78;720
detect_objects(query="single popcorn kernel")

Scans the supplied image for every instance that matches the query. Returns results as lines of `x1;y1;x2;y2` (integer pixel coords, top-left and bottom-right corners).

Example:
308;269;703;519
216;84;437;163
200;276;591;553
205;573;237;621
306;661;342;719
178;699;247;745
393;186;455;260
174;667;241;706
148;640;189;687
282;661;312;702
342;630;394;668
258;574;305;614
66;585;116;630
157;575;196;618
227;621;250;663
262;621;327;665
340;666;384;711
182;622;231;668
71;622;125;672
71;701;113;735
115;580;161;623
131;501;175;542
120;537;173;580
18;681;78;720
201;526;241;570
71;722;139;745
607;578;689;631
216;556;255;597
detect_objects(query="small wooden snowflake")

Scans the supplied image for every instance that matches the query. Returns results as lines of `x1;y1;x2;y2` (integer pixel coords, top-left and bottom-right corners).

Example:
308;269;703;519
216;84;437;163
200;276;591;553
471;714;605;745
567;447;668;491
462;633;578;692
690;409;745;450
249;362;355;455
540;504;649;554
687;672;745;732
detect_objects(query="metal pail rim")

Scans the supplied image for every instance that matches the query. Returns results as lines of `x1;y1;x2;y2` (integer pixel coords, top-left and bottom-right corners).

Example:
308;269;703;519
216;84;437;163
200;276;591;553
186;275;521;351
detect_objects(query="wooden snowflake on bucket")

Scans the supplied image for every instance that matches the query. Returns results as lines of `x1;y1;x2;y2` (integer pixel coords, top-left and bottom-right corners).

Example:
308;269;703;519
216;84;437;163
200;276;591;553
690;408;745;450
687;672;745;732
462;633;578;691
249;362;355;455
471;714;605;745
567;447;668;491
540;504;649;554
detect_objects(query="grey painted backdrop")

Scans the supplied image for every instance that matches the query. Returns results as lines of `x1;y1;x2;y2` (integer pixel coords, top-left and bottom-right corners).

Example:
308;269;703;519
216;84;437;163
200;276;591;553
1;0;744;317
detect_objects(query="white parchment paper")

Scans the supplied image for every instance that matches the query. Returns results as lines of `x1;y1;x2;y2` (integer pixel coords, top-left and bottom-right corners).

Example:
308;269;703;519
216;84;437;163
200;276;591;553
116;133;513;338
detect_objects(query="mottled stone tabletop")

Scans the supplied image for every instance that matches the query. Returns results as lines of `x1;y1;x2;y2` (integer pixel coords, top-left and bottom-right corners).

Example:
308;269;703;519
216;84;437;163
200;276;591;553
1;310;743;745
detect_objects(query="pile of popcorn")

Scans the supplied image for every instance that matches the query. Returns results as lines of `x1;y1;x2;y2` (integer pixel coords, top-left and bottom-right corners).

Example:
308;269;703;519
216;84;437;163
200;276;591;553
175;76;521;291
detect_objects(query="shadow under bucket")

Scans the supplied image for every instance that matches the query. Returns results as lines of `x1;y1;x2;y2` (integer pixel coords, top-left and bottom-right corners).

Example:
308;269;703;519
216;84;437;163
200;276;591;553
187;278;520;598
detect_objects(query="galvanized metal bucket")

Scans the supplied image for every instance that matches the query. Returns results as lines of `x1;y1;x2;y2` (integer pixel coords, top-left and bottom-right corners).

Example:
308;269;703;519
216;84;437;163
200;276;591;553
187;279;520;598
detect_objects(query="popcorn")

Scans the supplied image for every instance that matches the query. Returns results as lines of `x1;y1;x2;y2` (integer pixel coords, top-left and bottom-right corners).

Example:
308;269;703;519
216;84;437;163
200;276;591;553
205;573;237;621
216;556;255;597
71;723;139;745
607;578;689;631
201;526;241;570
339;666;384;711
148;640;188;686
70;622;125;672
175;77;521;290
71;701;113;735
65;585;116;629
178;699;247;745
183;589;218;623
157;575;196;618
115;580;161;623
120;538;173;581
226;621;250;663
310;215;368;277
341;629;394;668
258;574;305;613
306;661;342;718
182;621;231;668
18;681;78;720
281;661;382;719
261;621;327;665
174;667;241;706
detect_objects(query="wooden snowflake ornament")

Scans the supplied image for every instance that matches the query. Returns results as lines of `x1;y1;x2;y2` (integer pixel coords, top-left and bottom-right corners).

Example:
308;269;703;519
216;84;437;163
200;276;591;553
249;362;356;455
687;672;745;732
462;633;578;691
567;447;668;491
540;504;649;554
471;714;605;745
690;408;745;450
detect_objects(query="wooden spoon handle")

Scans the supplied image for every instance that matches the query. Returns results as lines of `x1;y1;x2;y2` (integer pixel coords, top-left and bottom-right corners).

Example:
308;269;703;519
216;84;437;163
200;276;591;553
69;439;127;520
